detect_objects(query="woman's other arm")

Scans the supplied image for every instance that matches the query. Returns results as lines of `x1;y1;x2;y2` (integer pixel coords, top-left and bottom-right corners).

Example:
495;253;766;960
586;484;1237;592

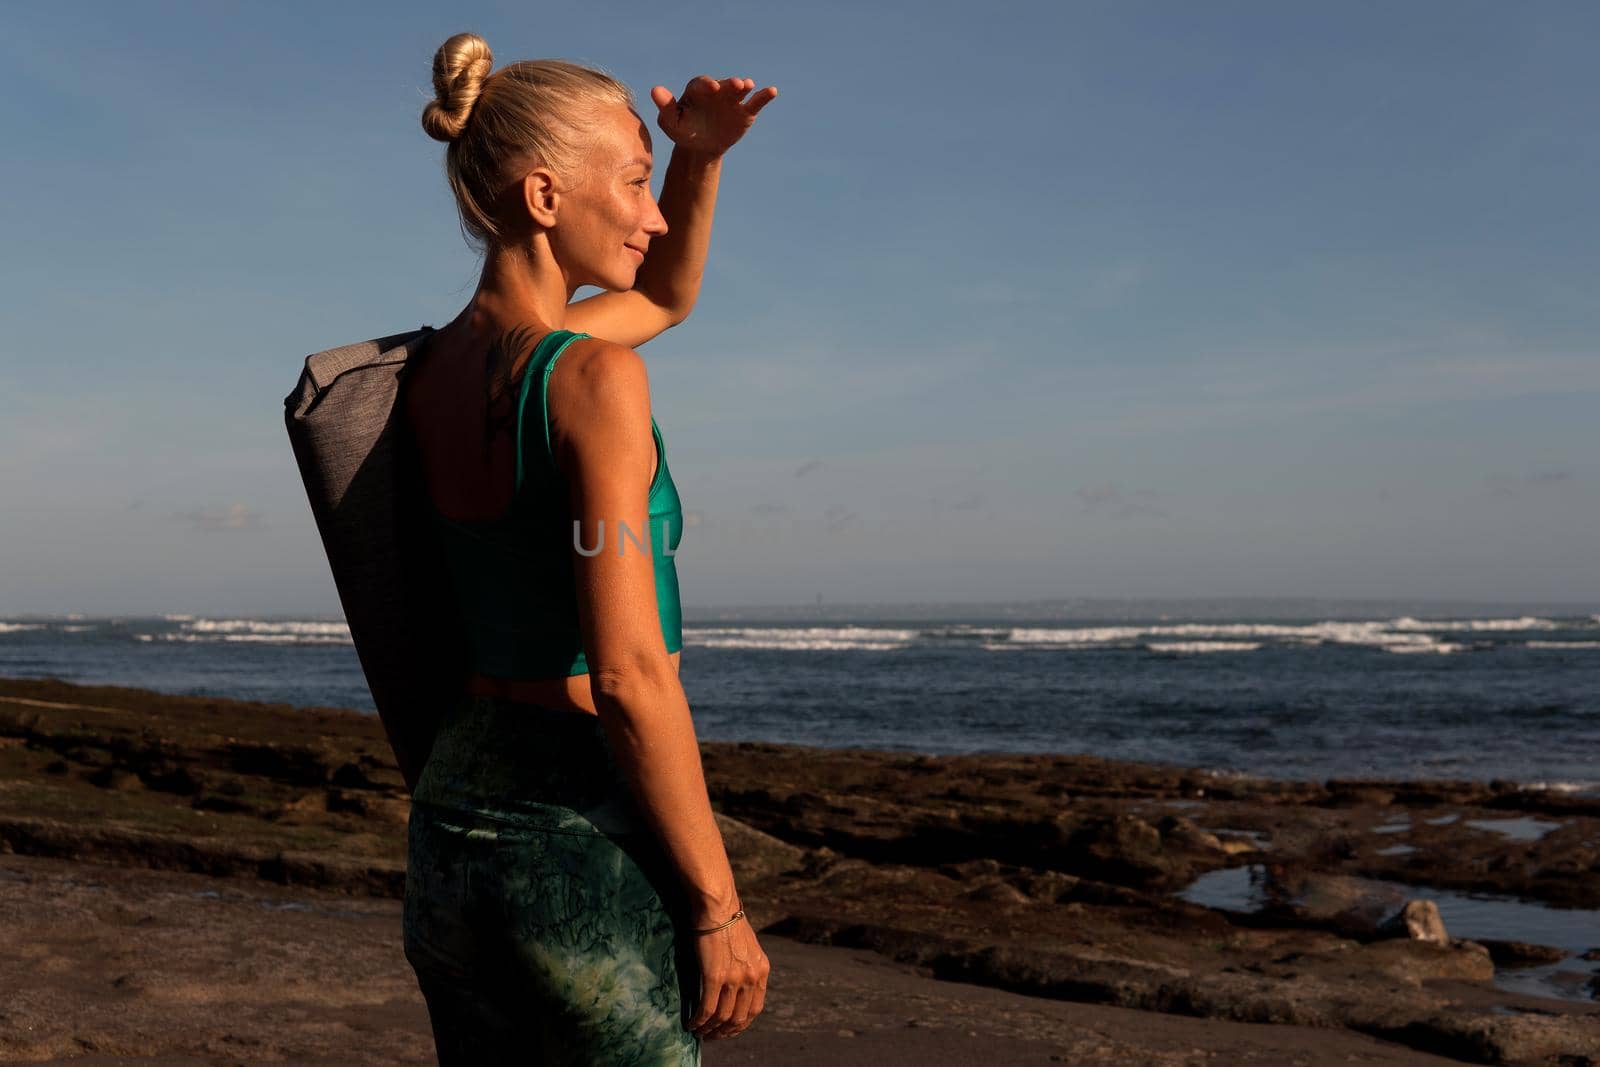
554;339;768;1040
563;75;777;348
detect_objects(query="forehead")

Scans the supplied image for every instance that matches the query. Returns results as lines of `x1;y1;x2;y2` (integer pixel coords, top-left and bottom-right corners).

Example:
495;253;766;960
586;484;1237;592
595;104;653;166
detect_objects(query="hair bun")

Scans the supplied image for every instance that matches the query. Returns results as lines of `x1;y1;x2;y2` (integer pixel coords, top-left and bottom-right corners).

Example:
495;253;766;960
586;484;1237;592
422;32;494;143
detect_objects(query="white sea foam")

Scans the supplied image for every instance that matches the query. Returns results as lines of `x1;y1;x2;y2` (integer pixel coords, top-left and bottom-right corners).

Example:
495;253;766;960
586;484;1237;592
142;631;352;646
0;623;43;633
1521;780;1600;795
998;620;1456;652
918;625;1012;640
979;639;1104;651
1526;640;1600;650
183;619;350;637
129;618;357;645
1146;641;1263;653
684;625;915;651
1390;616;1557;632
1008;625;1149;644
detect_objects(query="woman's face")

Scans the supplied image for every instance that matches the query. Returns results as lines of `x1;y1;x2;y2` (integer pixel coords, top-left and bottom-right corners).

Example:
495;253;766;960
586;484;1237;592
547;104;669;293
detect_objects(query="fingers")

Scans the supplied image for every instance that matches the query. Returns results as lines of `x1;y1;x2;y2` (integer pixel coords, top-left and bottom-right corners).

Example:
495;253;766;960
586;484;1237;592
688;974;727;1034
720;76;779;116
751;945;771;1020
672;75;777;115
704;983;754;1040
699;941;770;1041
683;74;720;101
744;85;779;115
719;77;776;113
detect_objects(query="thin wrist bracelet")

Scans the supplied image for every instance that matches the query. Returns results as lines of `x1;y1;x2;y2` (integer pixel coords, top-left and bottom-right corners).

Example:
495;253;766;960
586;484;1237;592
694;908;745;935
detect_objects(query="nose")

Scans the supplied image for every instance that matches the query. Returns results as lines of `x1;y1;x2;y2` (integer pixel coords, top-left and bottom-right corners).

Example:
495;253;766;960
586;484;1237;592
644;193;668;238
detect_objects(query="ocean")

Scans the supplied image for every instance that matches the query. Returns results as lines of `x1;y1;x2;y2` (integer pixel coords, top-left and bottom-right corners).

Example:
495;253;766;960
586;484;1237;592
3;600;1597;793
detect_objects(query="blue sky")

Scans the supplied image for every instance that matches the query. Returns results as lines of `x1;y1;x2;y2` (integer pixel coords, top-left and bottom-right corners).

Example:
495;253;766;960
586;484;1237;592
1;1;1595;614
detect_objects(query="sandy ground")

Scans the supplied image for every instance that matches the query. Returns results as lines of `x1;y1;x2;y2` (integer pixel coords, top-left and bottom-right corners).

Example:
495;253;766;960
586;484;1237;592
0;850;1468;1067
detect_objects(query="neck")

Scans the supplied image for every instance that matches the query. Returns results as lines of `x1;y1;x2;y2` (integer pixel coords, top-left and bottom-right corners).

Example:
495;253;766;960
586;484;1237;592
456;238;573;337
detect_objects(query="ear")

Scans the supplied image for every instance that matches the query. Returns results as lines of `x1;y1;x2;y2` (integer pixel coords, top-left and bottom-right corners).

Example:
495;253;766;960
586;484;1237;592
520;167;560;229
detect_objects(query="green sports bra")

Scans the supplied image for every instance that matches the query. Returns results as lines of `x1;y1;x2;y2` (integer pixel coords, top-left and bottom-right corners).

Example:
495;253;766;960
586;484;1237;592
425;329;684;679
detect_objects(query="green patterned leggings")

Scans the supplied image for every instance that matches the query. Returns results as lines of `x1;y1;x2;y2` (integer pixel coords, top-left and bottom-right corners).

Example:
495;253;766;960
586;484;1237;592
402;694;702;1066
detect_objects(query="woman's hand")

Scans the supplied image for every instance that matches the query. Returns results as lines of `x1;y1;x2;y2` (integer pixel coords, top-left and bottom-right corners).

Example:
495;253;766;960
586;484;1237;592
688;910;770;1040
649;75;778;157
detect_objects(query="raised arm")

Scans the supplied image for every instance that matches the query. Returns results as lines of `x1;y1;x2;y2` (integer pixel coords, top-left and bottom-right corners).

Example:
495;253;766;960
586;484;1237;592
564;75;777;349
563;146;721;345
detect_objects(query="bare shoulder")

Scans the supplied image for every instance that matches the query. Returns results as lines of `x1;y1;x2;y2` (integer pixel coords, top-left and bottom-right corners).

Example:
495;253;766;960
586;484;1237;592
545;336;654;466
549;335;651;411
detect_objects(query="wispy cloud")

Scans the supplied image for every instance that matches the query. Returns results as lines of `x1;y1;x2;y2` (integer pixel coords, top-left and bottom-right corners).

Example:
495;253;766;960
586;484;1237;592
1034;348;1600;436
823;504;864;533
1075;482;1166;518
1482;468;1577;498
174;504;263;532
954;262;1144;310
1080;262;1145;309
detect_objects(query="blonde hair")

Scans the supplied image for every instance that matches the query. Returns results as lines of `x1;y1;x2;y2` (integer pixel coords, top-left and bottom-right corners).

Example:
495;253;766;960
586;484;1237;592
421;32;635;253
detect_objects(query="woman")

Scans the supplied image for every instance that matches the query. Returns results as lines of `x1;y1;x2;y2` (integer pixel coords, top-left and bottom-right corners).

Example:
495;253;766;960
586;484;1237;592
397;32;776;1064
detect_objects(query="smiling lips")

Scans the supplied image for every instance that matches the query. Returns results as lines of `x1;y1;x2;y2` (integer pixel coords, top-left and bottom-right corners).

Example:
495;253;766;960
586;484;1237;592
626;245;646;259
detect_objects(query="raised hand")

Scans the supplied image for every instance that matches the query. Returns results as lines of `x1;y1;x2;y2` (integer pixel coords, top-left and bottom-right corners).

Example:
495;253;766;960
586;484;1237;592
649;75;778;157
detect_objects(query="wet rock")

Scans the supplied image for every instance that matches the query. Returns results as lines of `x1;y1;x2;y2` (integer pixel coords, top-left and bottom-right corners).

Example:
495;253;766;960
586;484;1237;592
362;795;413;826
714;812;808;883
86;766;141;791
938;857;1004;879
1154;815;1224;853
275;791;327;818
1476;938;1570;968
224;742;333;786
1354;937;1494;983
1376;899;1448;944
1324;782;1395;807
1067;814;1175;888
1421;1011;1600;1064
330;761;380;790
190;791;257;816
961;879;1032;905
1005;868;1081;903
324;789;369;816
139;761;202;796
62;745;111;767
213;776;247;797
1262;869;1406;936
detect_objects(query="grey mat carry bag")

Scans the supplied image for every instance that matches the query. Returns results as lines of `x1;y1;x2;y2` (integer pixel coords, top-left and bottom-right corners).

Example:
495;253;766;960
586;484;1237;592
283;324;464;795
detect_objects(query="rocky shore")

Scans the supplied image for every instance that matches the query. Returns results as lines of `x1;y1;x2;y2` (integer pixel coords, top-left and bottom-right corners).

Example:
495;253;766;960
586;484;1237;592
1;676;1596;1065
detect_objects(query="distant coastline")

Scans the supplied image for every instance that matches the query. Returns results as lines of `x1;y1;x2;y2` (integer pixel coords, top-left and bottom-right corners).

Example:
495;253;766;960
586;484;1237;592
6;593;1599;623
